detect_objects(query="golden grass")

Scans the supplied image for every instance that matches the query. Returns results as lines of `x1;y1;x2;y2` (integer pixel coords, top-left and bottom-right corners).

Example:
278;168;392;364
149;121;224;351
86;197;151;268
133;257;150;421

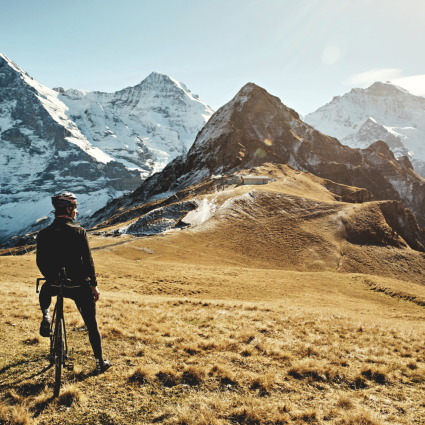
1;253;425;424
0;403;32;425
336;395;354;410
2;290;424;423
57;383;85;407
335;408;382;425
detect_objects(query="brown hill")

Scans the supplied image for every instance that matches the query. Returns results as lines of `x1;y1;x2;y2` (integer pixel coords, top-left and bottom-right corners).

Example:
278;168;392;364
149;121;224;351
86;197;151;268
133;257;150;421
79;164;425;285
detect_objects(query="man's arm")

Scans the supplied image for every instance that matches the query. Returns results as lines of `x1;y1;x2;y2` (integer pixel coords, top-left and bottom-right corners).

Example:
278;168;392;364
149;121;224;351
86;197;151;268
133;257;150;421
36;231;56;281
79;229;100;302
80;229;97;286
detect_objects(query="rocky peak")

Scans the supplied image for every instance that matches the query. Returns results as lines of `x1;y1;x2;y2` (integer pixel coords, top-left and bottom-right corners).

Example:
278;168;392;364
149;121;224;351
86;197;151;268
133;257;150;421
364;140;396;160
141;71;175;87
366;81;409;96
136;71;208;109
185;81;363;177
189;82;299;157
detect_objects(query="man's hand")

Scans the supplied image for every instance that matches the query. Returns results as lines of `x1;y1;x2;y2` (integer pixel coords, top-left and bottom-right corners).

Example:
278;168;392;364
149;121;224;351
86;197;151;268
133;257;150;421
92;286;100;302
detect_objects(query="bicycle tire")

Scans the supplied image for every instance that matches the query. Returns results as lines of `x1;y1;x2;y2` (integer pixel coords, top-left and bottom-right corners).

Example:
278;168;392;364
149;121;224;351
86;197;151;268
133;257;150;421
49;304;57;366
53;306;63;397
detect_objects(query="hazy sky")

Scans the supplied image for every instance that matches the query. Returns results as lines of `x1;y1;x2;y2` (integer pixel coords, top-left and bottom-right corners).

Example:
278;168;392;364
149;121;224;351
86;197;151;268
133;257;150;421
1;0;424;114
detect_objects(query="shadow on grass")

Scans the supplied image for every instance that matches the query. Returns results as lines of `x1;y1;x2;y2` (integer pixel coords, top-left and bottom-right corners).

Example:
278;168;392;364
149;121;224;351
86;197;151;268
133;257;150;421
0;357;43;375
0;362;53;389
32;395;57;418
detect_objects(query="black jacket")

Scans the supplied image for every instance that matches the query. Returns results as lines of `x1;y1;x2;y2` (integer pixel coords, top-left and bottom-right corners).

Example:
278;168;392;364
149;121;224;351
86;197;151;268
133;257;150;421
36;217;97;286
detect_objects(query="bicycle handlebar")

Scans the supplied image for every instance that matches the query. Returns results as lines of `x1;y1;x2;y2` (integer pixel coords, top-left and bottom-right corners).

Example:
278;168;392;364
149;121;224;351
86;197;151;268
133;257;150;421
37;268;73;294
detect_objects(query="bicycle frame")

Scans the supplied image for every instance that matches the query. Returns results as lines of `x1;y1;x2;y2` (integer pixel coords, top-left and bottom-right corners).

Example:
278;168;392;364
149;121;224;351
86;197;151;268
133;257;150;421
49;287;69;368
37;269;73;397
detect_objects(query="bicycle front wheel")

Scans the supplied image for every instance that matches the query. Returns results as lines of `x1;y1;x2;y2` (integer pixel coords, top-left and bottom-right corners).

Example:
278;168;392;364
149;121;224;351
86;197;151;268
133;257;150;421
53;313;63;397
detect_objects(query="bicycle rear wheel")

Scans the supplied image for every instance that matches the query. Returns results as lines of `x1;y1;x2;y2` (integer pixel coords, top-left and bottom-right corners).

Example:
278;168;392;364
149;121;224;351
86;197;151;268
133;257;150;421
53;305;63;397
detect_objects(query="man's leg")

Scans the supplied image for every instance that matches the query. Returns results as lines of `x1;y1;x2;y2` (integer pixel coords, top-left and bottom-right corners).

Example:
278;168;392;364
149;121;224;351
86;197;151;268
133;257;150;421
39;283;55;337
72;286;110;374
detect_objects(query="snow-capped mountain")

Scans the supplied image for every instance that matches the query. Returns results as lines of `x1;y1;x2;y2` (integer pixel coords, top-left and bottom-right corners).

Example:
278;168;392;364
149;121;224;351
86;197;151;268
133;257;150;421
55;72;213;173
87;82;425;230
0;53;143;242
0;54;213;243
304;82;425;176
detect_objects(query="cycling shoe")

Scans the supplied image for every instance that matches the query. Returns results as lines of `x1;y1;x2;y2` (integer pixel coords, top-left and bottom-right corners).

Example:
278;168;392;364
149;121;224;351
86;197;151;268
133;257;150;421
39;317;51;338
95;359;112;375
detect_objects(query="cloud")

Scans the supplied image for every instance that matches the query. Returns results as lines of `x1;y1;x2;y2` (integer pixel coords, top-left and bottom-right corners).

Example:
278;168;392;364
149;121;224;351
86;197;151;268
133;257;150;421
344;68;402;86
392;75;425;96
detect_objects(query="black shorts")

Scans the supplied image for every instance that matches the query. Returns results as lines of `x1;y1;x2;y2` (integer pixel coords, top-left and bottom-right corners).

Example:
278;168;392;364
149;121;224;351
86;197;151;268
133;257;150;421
40;282;95;310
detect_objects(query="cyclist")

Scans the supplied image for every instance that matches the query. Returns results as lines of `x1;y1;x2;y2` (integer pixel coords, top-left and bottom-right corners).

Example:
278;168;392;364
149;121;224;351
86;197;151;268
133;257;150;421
36;191;111;375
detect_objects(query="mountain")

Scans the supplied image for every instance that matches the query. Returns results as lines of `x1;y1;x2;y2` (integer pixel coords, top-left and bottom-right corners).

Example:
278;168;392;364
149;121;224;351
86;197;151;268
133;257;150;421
0;53;140;242
87;82;425;229
0;54;212;242
54;71;213;173
304;82;425;176
5;83;425;289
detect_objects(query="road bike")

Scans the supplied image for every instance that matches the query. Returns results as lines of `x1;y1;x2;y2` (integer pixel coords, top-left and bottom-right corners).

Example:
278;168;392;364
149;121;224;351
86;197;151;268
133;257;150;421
37;268;74;397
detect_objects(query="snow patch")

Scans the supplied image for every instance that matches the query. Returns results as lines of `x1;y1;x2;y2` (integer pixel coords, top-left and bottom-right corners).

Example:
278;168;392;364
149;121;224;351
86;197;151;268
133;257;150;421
183;197;216;226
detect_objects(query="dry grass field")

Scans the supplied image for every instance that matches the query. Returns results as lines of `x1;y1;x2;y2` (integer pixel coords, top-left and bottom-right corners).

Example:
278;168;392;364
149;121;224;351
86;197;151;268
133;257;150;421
1;241;425;424
1;166;425;424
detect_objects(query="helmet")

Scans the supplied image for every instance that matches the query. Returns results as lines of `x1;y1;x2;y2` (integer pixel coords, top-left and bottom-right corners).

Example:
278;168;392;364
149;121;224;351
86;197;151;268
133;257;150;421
51;191;78;209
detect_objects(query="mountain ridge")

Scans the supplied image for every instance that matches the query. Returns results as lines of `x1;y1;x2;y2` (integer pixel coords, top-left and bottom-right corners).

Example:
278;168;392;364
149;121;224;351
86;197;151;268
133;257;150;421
86;82;425;232
304;81;425;176
0;53;213;242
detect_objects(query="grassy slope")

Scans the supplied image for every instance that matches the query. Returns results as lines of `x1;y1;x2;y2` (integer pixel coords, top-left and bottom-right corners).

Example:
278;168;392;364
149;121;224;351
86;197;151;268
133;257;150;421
1;248;425;424
1;166;425;424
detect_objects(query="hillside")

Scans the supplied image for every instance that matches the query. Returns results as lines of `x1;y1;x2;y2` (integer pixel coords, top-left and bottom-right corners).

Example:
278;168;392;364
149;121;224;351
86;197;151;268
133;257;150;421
1;179;425;422
83;164;425;285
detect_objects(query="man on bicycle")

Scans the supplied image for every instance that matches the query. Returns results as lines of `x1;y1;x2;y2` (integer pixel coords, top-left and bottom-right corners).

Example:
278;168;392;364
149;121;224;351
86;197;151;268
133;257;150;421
36;191;111;375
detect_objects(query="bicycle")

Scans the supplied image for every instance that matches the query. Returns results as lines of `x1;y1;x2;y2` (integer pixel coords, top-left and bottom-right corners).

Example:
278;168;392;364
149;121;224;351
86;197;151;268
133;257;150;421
36;268;74;397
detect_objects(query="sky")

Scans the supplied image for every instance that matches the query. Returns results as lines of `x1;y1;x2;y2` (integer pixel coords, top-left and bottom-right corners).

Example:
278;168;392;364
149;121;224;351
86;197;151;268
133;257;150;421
1;0;424;115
